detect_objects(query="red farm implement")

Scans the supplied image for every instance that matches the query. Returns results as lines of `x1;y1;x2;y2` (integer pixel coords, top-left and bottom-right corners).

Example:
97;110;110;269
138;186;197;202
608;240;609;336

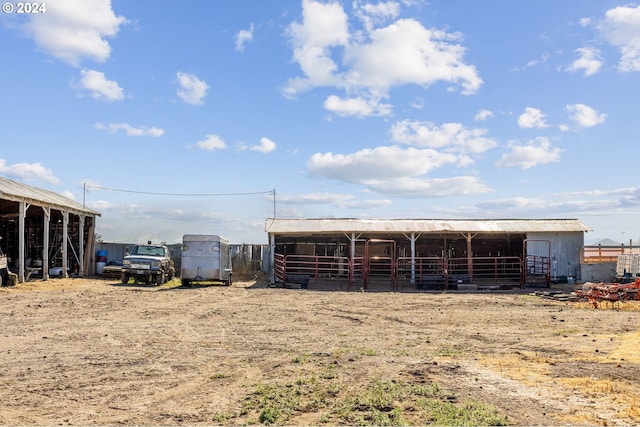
575;279;640;308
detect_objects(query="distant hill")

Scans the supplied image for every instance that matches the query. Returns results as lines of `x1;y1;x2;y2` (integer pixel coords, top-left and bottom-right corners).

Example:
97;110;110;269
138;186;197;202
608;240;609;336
592;238;621;246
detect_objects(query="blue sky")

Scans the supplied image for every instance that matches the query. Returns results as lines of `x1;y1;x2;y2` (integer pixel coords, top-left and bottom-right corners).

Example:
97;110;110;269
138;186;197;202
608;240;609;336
1;0;639;245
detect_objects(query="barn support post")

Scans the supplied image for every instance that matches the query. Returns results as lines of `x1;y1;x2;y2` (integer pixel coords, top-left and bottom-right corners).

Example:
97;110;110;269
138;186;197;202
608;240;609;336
78;215;85;277
42;207;50;280
350;233;356;259
62;210;69;279
466;232;473;280
18;201;26;282
403;232;420;285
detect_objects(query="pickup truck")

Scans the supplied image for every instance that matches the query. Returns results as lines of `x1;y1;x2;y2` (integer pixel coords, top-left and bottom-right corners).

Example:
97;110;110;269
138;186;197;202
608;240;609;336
121;243;175;285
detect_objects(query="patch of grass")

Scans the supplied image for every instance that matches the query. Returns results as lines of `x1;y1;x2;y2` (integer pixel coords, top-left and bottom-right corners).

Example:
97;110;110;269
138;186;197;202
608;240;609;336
211;412;230;423
328;377;506;426
224;365;507;426
359;347;378;356
416;398;508;426
561;376;626;398
238;366;342;425
162;278;182;289
435;346;462;357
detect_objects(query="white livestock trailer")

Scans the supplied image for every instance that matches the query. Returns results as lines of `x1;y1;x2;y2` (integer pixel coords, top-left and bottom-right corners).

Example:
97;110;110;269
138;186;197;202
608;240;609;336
181;234;232;286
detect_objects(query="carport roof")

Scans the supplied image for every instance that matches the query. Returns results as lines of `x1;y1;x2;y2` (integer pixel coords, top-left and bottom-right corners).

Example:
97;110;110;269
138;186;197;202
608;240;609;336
0;176;100;216
265;218;591;235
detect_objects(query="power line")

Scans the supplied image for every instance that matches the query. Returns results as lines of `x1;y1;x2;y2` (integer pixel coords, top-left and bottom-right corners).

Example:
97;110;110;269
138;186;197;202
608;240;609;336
84;184;273;197
83;184;277;217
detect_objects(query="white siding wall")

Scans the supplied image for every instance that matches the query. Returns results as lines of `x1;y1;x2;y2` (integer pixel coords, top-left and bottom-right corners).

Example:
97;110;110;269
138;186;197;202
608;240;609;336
527;232;584;279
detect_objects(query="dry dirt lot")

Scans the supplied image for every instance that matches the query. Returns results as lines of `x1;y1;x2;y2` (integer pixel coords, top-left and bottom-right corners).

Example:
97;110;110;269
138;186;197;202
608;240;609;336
1;276;639;426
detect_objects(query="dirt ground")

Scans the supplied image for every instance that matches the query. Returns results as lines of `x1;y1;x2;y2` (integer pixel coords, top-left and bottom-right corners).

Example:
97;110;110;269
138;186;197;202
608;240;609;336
1;276;639;426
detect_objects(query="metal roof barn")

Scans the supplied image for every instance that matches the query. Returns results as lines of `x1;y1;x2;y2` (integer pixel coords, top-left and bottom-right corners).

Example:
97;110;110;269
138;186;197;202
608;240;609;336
265;218;591;290
266;218;591;234
0;176;101;282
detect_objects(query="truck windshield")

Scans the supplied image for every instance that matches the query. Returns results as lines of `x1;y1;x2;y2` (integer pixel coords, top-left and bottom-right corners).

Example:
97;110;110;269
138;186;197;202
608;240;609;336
130;246;166;257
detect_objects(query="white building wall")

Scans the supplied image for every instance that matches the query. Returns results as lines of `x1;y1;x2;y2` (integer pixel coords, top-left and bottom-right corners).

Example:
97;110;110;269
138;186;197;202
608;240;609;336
527;232;584;280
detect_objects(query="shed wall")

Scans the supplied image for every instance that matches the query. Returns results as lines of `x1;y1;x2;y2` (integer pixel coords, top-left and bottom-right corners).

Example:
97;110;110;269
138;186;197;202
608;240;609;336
527;232;583;280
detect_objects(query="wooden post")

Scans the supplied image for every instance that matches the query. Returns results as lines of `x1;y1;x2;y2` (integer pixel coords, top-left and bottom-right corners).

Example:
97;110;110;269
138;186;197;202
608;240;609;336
62;210;68;279
42;207;50;280
83;219;95;276
466;232;473;281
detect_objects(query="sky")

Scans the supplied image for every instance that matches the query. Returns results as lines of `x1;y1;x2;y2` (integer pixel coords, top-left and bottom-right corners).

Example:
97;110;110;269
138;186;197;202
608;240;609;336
1;0;640;245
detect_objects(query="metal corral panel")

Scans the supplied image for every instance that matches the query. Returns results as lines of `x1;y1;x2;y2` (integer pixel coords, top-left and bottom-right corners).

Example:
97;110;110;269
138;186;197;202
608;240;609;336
0;176;100;216
266;218;591;235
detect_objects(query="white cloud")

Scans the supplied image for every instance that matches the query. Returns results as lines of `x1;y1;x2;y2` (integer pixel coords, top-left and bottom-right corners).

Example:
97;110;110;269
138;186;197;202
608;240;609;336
474;109;493;122
76;69;124;102
20;0;127;66
598;5;640;72
195;134;226;151
324;94;392;117
410;97;424;109
579;17;592;27
525;52;551;68
475;186;640;217
308;145;457;183
246;137;277;154
176;71;209;105
235;23;255;52
87;200;114;211
566;47;602;76
306;145;492;197
344;19;482;94
305;117;499;197
353;0;401;32
366;175;491;197
565;103;607;128
283;0;482;116
495;137;562;169
95;122;164;137
390;120;497;154
0;159;60;184
517;107;548;129
283;0;349;97
278;192;392;209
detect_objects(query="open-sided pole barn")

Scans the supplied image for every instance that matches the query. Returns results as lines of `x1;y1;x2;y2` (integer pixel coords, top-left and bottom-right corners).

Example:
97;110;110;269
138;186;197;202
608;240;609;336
0;177;101;282
266;218;591;290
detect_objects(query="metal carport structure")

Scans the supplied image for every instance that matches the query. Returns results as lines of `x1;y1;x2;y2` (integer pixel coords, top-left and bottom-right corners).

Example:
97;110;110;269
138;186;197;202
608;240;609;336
265;218;591;290
0;176;101;282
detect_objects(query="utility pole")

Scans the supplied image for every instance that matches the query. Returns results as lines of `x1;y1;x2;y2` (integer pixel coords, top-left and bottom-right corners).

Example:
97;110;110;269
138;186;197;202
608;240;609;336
272;188;276;218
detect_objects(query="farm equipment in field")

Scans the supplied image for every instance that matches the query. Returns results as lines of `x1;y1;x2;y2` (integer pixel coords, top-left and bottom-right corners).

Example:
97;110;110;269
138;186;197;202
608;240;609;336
574;279;640;308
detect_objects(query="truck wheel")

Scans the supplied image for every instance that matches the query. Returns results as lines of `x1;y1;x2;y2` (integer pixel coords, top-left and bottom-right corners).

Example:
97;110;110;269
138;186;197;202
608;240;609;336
168;268;175;280
181;279;190;287
121;273;129;284
155;271;165;285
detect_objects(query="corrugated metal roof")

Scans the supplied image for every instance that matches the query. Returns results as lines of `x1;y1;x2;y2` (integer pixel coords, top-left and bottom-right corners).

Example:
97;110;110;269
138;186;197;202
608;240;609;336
265;218;591;234
0;176;100;216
